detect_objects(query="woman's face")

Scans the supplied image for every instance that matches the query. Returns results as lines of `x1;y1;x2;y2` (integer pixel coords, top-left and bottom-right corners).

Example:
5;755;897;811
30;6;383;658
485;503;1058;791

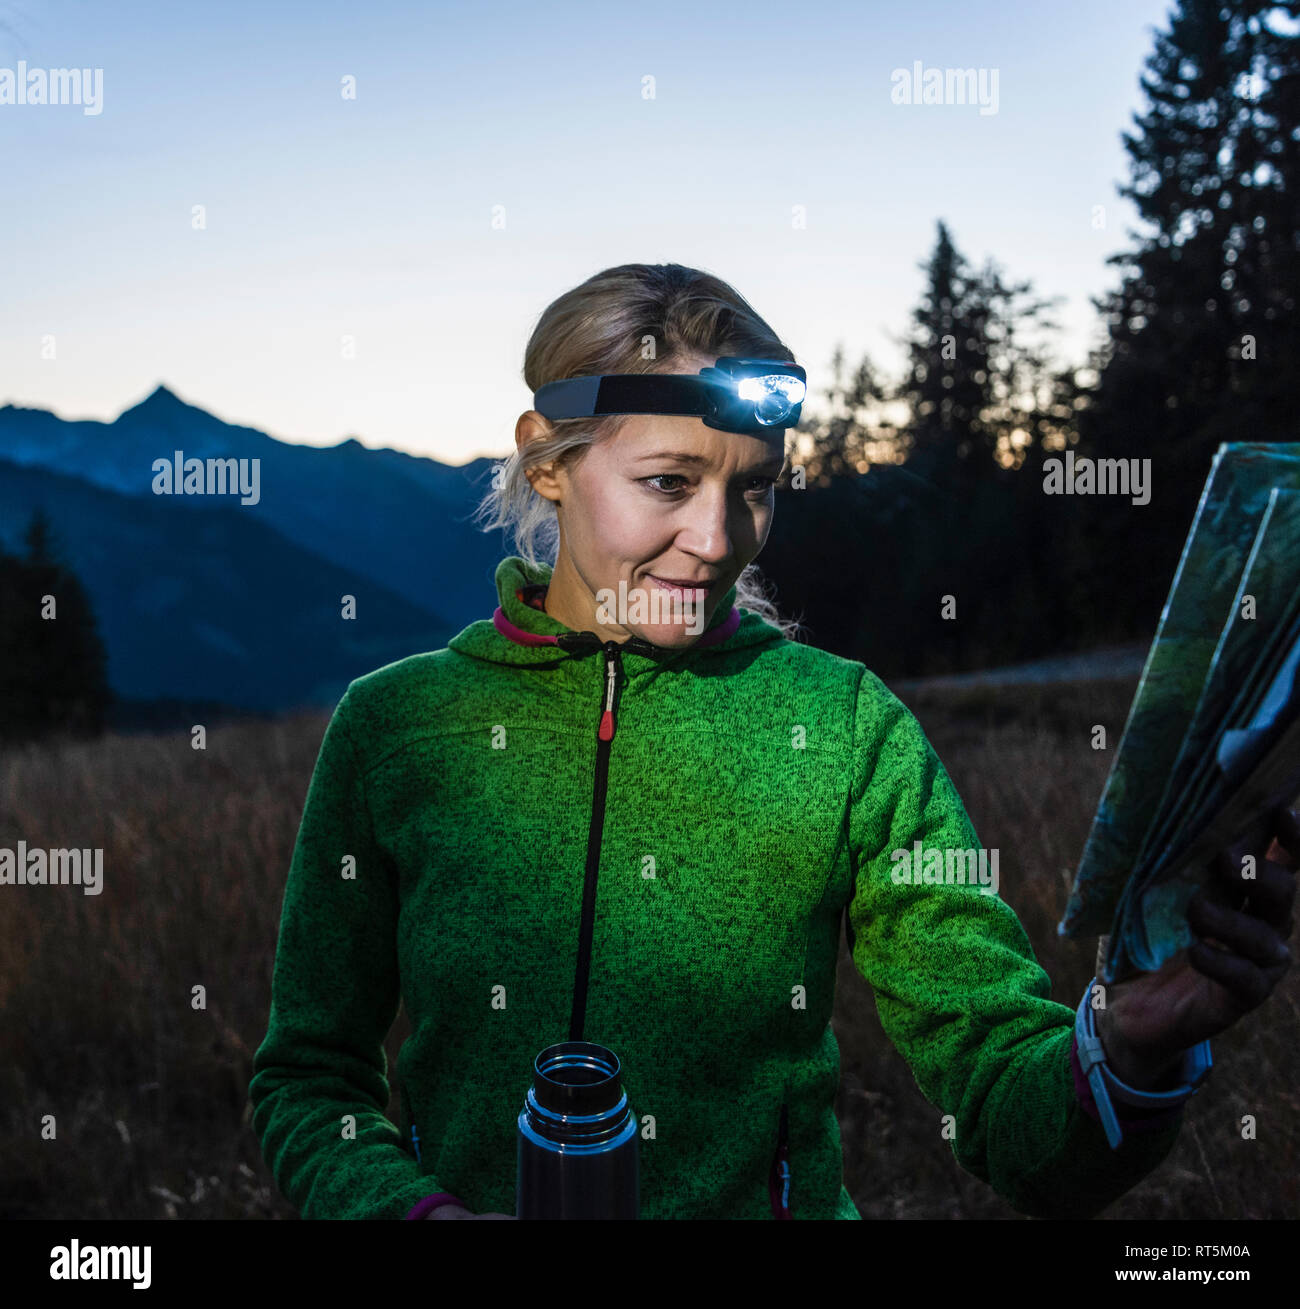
519;357;789;647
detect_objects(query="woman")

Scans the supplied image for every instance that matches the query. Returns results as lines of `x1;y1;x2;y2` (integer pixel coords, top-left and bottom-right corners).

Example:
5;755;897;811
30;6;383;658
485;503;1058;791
248;263;1297;1220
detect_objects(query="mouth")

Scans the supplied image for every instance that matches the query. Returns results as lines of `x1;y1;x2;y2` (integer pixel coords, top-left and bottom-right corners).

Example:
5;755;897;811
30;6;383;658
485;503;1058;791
646;574;717;597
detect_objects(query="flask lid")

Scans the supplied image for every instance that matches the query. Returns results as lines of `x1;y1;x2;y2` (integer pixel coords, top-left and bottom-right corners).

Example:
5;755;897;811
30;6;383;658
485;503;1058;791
532;1041;622;1116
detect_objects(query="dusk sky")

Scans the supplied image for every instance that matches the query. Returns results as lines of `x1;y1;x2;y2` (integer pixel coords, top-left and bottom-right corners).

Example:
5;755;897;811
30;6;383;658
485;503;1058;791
2;0;1181;465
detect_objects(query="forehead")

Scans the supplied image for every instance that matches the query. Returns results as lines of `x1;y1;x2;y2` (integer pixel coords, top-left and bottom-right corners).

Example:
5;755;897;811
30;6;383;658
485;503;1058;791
610;413;787;469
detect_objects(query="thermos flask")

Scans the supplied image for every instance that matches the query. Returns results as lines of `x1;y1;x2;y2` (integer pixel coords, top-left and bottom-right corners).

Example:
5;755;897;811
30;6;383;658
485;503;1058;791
516;1040;639;1218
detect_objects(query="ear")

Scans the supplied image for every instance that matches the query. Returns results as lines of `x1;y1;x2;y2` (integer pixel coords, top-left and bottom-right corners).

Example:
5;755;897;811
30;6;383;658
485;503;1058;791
515;409;552;453
516;412;566;503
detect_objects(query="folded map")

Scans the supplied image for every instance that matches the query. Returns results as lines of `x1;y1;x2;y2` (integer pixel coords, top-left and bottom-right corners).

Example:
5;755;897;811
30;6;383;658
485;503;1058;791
1058;443;1300;984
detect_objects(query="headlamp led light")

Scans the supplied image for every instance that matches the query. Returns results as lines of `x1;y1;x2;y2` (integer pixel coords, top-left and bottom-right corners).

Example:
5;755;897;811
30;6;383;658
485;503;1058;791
533;357;807;436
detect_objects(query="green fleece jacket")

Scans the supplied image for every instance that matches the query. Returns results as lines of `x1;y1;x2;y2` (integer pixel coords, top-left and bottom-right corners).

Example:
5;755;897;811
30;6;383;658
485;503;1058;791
248;555;1184;1219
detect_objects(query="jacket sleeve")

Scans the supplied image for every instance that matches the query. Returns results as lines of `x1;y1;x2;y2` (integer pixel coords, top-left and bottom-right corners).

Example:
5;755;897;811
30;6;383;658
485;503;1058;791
844;667;1183;1218
248;686;446;1219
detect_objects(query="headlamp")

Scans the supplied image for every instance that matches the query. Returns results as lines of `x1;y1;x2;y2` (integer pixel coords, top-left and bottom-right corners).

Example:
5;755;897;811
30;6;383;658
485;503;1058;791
533;357;807;436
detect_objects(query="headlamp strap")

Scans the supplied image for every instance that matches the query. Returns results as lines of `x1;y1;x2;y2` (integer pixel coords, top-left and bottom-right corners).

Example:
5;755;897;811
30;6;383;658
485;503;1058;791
535;374;709;421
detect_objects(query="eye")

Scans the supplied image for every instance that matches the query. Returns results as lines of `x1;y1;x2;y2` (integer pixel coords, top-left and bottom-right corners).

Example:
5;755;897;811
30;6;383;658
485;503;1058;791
640;474;778;499
641;474;687;494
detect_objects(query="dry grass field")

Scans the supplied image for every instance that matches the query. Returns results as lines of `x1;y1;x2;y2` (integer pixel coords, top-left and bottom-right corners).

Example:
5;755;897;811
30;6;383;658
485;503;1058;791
1;676;1295;1219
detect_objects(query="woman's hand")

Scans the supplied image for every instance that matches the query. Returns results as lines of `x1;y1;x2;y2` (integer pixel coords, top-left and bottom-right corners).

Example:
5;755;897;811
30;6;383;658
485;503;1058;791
1093;803;1299;1089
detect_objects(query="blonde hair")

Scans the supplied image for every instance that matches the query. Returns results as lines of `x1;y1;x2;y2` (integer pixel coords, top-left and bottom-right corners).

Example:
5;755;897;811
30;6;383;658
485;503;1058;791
472;262;806;641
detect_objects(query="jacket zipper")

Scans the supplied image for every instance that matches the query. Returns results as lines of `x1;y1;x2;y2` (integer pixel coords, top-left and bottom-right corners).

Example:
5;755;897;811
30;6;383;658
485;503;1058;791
559;629;793;1216
568;639;621;1042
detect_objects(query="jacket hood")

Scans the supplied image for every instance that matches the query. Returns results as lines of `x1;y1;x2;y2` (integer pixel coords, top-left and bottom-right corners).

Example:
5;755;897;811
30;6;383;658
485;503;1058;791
447;555;787;679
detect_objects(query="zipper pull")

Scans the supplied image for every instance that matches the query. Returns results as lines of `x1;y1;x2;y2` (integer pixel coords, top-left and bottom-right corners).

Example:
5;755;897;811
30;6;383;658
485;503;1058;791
401;1083;422;1163
769;1101;791;1219
597;643;619;741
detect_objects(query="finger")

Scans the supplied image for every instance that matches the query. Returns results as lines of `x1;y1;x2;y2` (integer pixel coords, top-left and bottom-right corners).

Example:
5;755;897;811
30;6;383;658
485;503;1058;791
1187;940;1276;1010
1204;848;1250;912
1237;855;1298;934
1188;893;1292;967
1269;804;1300;868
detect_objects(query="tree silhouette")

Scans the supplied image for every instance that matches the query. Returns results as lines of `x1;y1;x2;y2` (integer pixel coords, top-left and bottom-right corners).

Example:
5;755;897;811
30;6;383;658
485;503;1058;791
0;508;112;742
1081;0;1299;634
769;219;1088;675
797;344;901;485
895;220;1063;491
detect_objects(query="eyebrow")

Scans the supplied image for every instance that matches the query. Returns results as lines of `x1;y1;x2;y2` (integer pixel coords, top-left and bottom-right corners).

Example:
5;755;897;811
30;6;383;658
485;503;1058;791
632;450;787;473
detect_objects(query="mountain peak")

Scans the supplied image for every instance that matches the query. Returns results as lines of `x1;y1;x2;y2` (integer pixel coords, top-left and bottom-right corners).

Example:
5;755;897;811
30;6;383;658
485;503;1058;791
141;383;186;408
114;383;203;425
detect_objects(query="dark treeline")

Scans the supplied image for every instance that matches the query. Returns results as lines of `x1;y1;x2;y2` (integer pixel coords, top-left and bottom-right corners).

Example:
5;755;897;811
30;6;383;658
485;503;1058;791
763;0;1298;675
0;507;112;743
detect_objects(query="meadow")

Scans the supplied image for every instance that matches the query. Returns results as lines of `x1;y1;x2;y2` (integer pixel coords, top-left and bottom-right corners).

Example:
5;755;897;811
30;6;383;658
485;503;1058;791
1;677;1295;1219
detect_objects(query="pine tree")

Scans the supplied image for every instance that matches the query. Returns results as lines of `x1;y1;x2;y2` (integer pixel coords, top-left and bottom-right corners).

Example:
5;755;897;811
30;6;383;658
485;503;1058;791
896;221;1061;488
0;509;112;742
885;222;1066;668
1082;0;1298;632
797;344;897;485
894;220;990;493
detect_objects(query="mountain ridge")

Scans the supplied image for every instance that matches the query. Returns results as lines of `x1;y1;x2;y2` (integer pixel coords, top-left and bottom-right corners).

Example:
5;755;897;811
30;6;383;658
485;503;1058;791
0;389;515;720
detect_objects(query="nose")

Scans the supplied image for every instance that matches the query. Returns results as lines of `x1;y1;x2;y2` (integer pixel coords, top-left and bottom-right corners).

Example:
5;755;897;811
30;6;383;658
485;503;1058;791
672;482;745;567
